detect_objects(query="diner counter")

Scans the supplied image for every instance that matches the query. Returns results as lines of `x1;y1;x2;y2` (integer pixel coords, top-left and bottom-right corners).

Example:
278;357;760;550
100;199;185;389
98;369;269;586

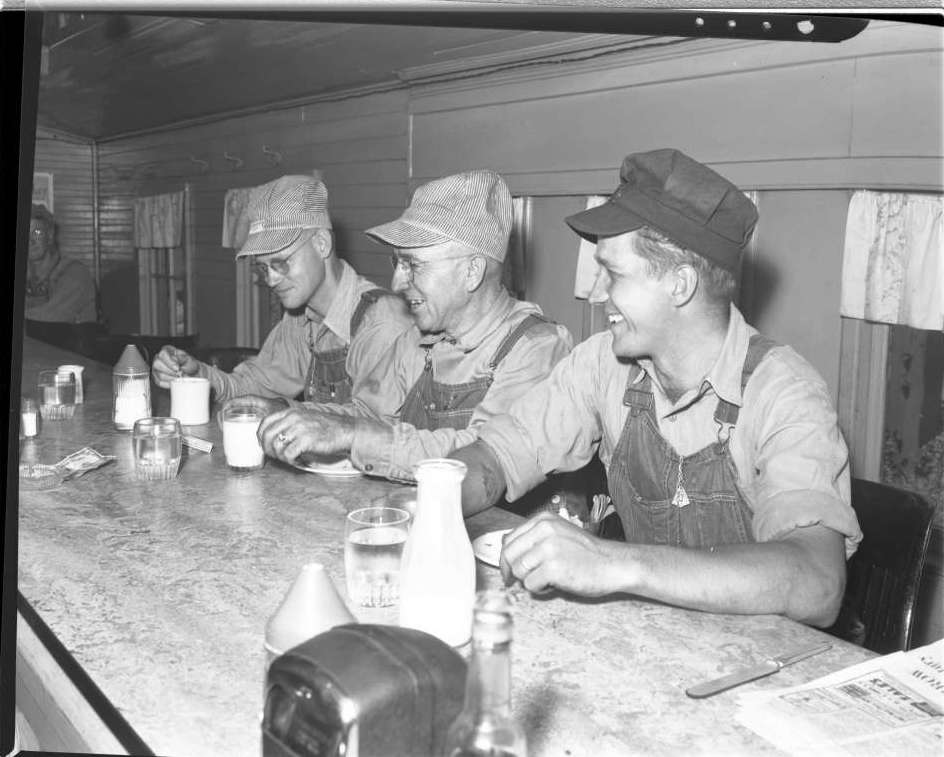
15;337;875;756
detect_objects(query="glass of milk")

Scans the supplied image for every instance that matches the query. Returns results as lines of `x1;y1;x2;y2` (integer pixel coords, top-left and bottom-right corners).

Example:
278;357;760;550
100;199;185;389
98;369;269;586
219;397;267;472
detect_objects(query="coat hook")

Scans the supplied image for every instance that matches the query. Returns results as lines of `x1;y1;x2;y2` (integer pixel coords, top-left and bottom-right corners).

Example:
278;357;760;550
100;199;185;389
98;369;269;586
262;144;283;166
223;151;244;169
188;155;210;173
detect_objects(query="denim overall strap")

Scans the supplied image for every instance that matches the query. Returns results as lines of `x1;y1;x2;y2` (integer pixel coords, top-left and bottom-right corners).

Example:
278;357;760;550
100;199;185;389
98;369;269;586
303;290;388;403
605;338;776;549
398;313;552;431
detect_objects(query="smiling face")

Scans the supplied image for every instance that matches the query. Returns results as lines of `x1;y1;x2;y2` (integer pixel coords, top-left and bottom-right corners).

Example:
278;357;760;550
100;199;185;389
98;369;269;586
589;231;674;360
390;242;476;334
253;229;326;311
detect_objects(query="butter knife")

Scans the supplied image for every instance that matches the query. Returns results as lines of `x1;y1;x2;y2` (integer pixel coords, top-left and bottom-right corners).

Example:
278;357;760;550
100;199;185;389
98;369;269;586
685;641;832;698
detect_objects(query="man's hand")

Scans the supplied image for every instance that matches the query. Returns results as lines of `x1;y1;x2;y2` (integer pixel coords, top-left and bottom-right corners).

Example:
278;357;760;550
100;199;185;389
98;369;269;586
499;512;620;597
257;407;355;464
152;345;201;388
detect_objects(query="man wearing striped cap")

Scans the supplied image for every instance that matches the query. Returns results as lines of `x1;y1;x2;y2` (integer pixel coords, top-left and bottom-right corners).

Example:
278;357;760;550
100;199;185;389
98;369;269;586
258;169;573;486
151;175;412;406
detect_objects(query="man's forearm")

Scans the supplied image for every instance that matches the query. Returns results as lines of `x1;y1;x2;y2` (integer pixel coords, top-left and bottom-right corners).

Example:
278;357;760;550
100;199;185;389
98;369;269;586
450;440;507;517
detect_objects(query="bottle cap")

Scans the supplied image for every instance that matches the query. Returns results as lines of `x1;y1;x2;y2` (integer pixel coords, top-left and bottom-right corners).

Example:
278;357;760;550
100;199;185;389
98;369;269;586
114;344;149;375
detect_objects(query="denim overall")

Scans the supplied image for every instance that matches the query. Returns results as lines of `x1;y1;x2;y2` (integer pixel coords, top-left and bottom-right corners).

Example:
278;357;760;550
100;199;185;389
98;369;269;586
607;334;777;549
303;289;387;403
399;313;551;431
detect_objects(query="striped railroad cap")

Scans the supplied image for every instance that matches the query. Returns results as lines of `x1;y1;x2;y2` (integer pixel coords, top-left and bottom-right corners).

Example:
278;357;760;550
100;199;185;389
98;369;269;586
364;169;512;262
237;174;332;258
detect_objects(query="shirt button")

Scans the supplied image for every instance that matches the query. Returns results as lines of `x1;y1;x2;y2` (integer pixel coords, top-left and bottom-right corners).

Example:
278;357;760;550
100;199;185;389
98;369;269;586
428;403;436;410
364;463;373;472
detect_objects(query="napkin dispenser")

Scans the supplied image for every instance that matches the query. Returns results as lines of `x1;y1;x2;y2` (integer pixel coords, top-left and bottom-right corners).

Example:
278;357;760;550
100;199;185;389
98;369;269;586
262;623;466;757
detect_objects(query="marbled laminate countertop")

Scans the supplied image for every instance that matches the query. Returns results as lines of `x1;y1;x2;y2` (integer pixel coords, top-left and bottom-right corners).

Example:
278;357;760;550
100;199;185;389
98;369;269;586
16;337;874;756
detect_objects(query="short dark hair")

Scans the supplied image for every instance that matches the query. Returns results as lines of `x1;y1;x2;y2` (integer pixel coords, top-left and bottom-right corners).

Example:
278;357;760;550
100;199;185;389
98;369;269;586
632;226;737;305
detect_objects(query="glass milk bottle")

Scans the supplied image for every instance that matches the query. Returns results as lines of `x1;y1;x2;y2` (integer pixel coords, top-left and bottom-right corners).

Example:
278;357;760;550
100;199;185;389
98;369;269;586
443;590;527;757
399;458;476;647
113;344;151;431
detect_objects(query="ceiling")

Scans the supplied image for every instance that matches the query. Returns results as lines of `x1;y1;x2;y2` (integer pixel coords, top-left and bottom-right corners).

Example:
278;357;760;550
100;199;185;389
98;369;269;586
33;11;871;142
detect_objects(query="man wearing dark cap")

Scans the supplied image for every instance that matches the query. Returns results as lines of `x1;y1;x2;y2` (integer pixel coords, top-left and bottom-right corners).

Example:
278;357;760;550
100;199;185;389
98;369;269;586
151;175;412;405
257;169;573;481
451;149;861;627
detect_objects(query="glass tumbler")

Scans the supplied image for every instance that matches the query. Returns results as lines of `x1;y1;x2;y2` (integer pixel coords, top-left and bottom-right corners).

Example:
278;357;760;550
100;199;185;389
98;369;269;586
344;506;411;608
37;369;76;420
132;417;182;481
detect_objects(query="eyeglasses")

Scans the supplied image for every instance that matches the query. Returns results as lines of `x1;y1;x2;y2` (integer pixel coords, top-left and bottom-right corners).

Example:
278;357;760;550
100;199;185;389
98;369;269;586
390;252;477;281
251;234;313;282
29;228;50;240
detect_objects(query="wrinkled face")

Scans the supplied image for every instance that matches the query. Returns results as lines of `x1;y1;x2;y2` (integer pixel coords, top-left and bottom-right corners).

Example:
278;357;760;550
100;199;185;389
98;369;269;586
390;242;476;334
252;230;324;311
589;231;673;359
28;219;53;262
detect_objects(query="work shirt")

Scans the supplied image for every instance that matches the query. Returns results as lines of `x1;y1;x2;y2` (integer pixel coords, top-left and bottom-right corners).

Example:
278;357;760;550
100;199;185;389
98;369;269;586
201;260;412;402
345;290;574;482
25;258;97;324
479;305;862;556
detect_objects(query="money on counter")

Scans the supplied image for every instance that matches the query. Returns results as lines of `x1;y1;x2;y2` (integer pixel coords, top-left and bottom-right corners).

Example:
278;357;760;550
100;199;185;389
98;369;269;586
54;447;116;480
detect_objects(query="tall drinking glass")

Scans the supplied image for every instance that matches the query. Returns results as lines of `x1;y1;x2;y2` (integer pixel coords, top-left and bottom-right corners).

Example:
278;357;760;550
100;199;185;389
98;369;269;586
344;506;411;608
132;417;182;481
37;369;76;420
220;397;267;471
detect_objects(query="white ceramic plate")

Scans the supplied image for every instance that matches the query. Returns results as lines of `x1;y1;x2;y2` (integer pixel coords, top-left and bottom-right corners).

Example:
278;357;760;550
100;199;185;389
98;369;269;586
471;529;513;568
291;456;362;478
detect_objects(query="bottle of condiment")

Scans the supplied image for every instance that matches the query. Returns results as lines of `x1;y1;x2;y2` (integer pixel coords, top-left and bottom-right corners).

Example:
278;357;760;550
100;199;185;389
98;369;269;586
113;344;151;431
443;590;527;757
399;458;476;647
21;397;39;438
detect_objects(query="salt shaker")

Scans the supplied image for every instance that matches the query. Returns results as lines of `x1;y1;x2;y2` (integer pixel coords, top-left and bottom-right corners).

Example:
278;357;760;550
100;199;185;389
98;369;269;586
21;398;39;438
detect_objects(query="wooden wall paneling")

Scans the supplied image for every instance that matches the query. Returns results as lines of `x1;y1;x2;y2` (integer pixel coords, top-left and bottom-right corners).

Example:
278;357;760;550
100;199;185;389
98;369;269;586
409;22;943;193
97;90;410;349
32;135;95;272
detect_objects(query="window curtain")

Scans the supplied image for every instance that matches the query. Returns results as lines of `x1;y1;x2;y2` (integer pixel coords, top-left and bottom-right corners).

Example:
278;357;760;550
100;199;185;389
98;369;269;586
573;195;608;299
133;191;183;248
840;191;943;331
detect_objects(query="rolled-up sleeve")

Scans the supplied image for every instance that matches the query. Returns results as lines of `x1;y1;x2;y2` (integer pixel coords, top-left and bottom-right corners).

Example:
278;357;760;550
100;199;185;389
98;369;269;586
200;314;310;401
479;333;611;500
351;323;573;482
739;348;862;557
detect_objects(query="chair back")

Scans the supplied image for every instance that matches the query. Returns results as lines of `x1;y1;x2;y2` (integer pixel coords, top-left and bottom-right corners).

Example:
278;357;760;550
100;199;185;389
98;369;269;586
826;478;937;654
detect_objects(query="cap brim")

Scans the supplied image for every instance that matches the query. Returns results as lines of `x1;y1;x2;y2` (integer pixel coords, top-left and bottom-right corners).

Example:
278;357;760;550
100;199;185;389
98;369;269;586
565;199;646;243
364;218;453;249
236;227;306;257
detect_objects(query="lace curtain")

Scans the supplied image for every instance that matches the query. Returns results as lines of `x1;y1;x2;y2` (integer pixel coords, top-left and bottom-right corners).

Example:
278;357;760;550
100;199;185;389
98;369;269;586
840;191;944;331
133;191;183;248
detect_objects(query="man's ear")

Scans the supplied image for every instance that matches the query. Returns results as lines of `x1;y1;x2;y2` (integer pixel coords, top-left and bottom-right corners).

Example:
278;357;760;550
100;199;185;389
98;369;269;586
466;255;488;292
670;264;698;307
311;228;332;260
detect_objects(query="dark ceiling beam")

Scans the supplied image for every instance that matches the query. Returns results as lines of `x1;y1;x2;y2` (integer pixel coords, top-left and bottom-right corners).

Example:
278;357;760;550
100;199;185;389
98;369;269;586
145;10;872;44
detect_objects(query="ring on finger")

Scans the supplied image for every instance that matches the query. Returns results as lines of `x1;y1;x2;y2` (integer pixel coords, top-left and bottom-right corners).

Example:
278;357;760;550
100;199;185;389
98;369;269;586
277;432;288;445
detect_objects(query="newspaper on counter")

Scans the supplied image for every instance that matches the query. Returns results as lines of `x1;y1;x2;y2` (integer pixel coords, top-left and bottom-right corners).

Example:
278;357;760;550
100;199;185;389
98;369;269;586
736;639;943;756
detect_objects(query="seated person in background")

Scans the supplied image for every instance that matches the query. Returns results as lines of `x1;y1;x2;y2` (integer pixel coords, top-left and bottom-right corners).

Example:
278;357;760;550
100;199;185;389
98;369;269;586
25;203;97;326
258;169;574;483
151;175;412;405
451;149;862;627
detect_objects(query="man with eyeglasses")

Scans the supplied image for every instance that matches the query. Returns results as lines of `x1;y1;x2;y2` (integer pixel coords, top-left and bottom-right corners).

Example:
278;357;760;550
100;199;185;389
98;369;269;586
257;169;573;487
151;175;412;406
24;203;97;326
